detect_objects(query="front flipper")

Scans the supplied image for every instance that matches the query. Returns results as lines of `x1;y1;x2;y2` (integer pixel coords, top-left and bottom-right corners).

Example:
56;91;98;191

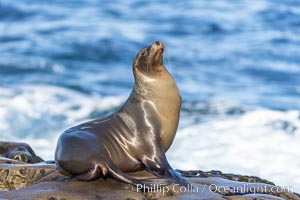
142;146;189;187
154;168;189;187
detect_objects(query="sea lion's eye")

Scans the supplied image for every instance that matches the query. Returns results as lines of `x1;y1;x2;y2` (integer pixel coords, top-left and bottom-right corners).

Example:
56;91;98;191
141;50;147;57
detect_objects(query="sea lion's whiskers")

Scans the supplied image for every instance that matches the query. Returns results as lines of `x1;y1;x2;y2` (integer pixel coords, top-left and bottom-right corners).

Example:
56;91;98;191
163;48;171;66
164;47;168;57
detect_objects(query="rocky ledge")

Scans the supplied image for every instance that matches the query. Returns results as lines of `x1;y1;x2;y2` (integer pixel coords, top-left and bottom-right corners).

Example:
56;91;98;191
0;141;299;200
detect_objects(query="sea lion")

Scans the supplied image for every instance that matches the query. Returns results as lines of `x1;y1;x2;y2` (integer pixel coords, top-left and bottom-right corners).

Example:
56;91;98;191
55;41;188;186
0;141;43;164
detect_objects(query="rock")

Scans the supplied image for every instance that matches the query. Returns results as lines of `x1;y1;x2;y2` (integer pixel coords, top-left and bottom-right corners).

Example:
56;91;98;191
0;162;59;191
177;170;275;185
0;179;146;200
0;141;299;200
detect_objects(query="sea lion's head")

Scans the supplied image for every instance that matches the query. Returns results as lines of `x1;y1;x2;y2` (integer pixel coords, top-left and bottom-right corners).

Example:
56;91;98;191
133;41;165;76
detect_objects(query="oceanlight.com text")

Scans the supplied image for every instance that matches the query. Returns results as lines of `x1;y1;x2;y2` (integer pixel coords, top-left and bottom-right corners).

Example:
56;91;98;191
125;183;294;195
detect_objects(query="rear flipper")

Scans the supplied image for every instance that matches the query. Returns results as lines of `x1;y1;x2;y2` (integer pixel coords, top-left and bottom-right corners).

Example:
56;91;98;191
56;160;108;182
64;160;171;187
106;160;172;187
71;160;108;181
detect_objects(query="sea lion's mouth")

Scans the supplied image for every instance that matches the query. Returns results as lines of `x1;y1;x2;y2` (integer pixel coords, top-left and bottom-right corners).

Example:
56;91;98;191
155;48;164;55
157;47;164;53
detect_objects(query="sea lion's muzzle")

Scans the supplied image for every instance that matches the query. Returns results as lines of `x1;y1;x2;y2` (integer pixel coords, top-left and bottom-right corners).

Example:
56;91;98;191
153;41;164;52
150;41;164;65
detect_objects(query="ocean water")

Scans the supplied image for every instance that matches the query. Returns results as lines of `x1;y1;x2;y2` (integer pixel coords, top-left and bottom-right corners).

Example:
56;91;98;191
0;0;300;192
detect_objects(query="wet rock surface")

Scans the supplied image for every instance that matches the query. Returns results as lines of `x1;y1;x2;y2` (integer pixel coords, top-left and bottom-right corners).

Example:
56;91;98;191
0;141;299;200
176;169;275;185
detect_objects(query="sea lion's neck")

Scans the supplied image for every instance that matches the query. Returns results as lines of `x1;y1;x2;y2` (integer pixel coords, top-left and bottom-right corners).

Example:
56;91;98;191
133;66;181;151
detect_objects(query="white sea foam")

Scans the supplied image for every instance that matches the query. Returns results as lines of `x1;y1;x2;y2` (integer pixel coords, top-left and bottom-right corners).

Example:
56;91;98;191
168;108;300;192
0;84;125;160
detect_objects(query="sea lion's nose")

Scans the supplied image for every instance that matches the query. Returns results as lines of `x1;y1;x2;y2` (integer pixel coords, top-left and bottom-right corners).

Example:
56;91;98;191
155;41;163;47
154;41;164;50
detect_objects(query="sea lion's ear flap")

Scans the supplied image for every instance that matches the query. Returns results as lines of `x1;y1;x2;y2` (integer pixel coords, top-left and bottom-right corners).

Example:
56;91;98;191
132;59;139;69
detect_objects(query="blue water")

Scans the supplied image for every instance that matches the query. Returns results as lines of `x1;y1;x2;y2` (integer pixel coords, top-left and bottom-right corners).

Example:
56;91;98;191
0;0;300;191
